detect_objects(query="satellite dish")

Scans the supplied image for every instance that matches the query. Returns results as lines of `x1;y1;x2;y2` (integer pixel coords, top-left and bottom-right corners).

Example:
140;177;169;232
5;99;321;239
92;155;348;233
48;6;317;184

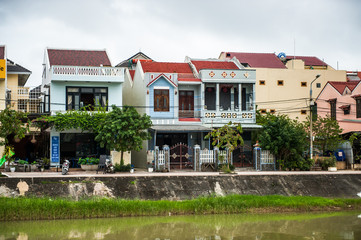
277;52;286;61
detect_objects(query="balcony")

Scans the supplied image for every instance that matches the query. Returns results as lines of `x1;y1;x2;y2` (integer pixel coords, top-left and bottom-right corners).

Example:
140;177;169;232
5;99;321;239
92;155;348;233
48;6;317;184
50;65;124;83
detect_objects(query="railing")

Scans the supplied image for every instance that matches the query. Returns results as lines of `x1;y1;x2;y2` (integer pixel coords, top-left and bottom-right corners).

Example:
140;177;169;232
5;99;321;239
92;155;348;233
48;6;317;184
52;66;123;76
203;110;255;121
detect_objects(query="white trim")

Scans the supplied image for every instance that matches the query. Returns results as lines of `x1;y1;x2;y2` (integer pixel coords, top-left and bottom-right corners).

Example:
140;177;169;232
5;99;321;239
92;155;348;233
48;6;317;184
154;86;170;90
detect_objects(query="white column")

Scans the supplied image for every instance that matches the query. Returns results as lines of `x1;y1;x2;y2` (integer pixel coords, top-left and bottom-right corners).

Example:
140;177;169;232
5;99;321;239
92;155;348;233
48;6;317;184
238;83;242;112
231;86;234;111
216;84;220;111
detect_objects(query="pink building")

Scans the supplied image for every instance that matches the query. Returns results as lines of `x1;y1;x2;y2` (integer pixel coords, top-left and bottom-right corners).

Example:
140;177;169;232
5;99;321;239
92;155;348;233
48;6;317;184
316;80;361;134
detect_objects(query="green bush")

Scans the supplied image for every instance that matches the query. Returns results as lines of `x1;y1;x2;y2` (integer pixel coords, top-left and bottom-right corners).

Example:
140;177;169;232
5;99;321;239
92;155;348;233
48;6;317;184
319;156;336;170
18;160;28;165
114;163;132;172
78;157;99;165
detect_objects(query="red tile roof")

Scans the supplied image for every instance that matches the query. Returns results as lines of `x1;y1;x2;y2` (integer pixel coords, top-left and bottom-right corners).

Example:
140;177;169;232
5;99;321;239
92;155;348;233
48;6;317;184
328;81;360;94
141;62;193;73
47;49;111;67
0;46;4;59
191;60;239;71
222;52;286;69
286;56;327;66
129;70;135;81
178;73;200;82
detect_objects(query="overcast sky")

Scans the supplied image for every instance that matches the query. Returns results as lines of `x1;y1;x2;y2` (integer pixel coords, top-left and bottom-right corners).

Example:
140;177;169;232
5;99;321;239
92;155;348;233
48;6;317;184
1;0;361;86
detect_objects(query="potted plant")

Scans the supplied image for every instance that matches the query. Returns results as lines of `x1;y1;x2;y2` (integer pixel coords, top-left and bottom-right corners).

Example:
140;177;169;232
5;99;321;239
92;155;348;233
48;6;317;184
78;157;99;171
30;161;39;171
17;159;28;172
147;161;153;172
41;157;50;170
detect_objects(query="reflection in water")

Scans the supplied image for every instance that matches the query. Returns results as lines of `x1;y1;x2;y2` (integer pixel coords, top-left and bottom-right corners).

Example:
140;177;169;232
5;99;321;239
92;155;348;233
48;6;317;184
2;212;361;239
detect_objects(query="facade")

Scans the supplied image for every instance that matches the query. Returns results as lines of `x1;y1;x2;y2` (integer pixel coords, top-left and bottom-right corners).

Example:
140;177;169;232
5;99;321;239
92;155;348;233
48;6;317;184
42;48;125;166
316;80;361;135
124;57;259;168
219;52;347;121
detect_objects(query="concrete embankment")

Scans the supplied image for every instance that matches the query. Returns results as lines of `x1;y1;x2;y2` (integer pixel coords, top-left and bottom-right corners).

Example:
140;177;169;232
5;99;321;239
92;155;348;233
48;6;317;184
1;171;361;200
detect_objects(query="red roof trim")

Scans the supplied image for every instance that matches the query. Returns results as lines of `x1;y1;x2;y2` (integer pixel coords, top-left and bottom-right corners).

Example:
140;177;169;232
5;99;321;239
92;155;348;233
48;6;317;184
147;73;177;87
178;78;201;82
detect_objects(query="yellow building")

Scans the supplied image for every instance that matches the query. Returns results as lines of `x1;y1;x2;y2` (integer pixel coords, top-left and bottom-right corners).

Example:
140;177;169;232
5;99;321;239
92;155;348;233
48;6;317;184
219;52;347;121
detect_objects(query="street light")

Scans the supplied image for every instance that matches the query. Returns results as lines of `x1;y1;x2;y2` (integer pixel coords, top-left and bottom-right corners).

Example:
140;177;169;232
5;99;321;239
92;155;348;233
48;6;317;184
309;74;321;159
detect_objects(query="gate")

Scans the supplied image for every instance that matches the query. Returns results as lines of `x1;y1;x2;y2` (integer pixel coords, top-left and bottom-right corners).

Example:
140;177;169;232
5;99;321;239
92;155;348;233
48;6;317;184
170;143;193;170
232;145;253;167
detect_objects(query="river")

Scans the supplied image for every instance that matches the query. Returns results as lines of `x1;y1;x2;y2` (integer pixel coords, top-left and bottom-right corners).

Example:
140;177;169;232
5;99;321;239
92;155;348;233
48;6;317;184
2;212;361;239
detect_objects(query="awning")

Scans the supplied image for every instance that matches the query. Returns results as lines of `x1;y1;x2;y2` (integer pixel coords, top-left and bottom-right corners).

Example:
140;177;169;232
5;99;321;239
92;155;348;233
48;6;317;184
151;125;212;132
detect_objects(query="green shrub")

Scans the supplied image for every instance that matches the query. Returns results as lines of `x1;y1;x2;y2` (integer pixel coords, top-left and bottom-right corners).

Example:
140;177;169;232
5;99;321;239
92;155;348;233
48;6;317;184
18;160;28;165
319;156;336;170
78;157;99;165
114;163;131;172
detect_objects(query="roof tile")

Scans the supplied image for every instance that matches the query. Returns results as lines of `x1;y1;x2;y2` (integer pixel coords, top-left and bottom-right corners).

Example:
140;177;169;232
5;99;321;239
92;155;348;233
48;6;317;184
47;49;111;67
0;46;4;59
286;56;328;66
191;60;239;71
328;81;360;94
223;52;286;69
141;62;193;74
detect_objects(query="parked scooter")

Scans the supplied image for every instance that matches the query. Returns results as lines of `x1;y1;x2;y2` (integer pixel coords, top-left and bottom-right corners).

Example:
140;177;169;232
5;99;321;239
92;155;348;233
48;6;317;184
104;158;115;173
62;159;70;175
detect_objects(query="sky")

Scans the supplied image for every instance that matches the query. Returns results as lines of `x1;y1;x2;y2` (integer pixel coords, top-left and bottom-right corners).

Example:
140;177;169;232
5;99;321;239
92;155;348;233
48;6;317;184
1;0;361;86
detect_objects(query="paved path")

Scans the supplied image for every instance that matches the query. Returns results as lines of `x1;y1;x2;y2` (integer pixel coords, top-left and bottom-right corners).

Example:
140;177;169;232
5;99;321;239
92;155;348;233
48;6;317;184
2;169;361;178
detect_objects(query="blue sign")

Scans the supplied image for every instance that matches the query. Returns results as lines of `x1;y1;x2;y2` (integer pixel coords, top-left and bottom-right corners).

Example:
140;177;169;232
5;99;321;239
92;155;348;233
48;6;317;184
51;136;60;164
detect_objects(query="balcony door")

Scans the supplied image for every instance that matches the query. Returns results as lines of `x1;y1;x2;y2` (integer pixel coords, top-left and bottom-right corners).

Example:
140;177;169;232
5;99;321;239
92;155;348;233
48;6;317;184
179;91;194;118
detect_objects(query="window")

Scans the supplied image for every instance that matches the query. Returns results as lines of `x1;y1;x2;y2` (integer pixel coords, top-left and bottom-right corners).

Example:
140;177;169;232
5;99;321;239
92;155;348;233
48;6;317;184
277;80;284;86
301;110;307;115
154;89;169;112
66;87;108;110
316;83;321;88
301;82;307;87
259;80;266;85
260;109;267;114
356;98;361;118
329;99;336;120
270;109;276;114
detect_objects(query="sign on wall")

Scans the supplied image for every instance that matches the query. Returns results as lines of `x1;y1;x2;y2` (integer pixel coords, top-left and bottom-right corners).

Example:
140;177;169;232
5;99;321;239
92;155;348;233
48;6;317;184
51;136;60;165
0;59;6;79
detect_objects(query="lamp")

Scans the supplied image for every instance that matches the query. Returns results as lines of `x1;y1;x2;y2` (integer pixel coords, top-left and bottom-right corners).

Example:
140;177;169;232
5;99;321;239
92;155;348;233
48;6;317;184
309;74;321;159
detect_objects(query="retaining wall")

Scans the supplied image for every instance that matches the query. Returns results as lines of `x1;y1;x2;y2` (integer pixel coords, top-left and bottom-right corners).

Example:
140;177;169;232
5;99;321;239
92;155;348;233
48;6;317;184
1;174;361;200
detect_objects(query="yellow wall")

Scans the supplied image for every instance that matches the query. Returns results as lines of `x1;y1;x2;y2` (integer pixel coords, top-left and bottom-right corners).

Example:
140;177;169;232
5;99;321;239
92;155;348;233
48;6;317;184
254;65;346;122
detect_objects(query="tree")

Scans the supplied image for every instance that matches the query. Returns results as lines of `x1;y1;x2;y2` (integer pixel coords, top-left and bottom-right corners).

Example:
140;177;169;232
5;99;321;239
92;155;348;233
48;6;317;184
95;106;152;165
258;113;308;170
205;121;244;170
304;115;343;154
0;107;29;146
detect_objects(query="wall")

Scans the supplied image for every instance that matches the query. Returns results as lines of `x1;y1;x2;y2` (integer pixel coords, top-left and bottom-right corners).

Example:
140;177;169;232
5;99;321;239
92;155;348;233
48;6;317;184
1;174;360;199
255;68;346;121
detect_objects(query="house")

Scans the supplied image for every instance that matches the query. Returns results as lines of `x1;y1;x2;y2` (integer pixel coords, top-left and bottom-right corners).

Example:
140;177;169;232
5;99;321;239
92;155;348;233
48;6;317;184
123;57;259;168
0;45;47;162
219;52;347;121
316;80;361;134
42;48;125;166
116;51;153;70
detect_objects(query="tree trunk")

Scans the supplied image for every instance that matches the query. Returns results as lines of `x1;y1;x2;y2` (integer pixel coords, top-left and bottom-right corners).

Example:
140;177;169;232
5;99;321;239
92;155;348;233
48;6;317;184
121;151;124;166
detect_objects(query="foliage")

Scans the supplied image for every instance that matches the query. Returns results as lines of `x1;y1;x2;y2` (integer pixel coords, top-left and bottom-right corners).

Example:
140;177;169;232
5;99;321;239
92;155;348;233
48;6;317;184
3;145;15;164
31;161;38;165
349;133;361;163
78;157;100;165
18;160;28;165
95;106;152;165
0;107;29;146
304;115;343;154
257;113;308;170
318;156;336;170
114;163;132;172
205;122;244;170
41;157;50;165
218;164;235;173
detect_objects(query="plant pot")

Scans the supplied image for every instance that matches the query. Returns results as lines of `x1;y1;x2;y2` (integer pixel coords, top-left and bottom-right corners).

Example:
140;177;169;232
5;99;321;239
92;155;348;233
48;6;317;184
41;168;44;172
130;169;134;173
328;167;337;172
148;167;153;173
80;164;98;171
30;165;37;171
10;167;16;172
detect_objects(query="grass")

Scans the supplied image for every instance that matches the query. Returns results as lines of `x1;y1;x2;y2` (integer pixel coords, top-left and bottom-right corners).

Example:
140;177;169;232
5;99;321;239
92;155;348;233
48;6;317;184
1;195;361;221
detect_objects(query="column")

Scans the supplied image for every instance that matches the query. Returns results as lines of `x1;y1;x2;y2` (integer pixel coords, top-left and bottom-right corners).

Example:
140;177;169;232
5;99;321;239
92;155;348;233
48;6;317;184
238;83;242;112
163;145;170;172
216;84;220;111
194;144;200;171
154;146;159;171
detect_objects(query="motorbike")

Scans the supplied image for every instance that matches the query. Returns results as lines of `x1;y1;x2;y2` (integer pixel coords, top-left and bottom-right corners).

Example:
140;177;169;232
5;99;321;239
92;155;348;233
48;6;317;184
62;159;70;175
104;158;115;173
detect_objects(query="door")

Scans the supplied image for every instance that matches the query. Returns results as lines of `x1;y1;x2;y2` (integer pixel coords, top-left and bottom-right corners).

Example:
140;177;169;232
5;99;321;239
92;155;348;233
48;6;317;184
170;143;193;170
179;91;194;118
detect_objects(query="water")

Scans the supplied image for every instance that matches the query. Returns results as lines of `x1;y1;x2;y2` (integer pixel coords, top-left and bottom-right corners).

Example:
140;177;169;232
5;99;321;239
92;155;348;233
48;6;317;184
2;212;361;239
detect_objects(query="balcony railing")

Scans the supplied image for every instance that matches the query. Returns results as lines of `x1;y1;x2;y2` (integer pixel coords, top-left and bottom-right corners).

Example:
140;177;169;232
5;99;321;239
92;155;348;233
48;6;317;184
50;65;124;82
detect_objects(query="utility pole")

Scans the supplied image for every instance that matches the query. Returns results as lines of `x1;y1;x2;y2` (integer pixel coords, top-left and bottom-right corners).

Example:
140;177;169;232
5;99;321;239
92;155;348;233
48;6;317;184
310;74;321;159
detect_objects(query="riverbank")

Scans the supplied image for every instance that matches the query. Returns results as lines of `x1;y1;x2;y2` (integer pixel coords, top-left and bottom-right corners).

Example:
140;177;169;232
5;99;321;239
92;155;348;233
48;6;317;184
1;195;361;221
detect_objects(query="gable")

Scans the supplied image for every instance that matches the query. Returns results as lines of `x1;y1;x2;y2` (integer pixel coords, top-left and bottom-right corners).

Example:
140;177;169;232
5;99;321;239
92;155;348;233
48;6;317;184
147;73;177;87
